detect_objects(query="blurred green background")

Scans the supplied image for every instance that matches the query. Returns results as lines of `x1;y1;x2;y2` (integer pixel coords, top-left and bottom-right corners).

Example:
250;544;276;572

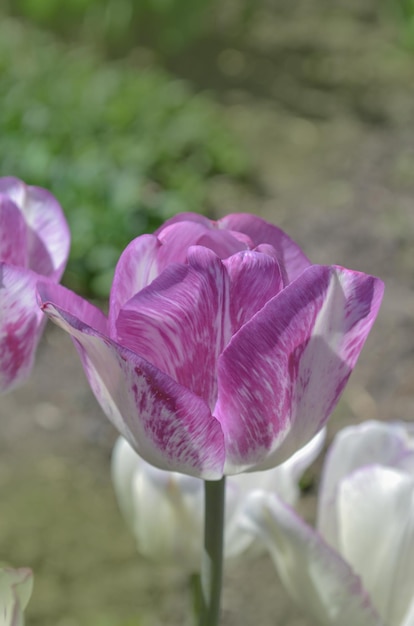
2;0;413;297
2;1;414;625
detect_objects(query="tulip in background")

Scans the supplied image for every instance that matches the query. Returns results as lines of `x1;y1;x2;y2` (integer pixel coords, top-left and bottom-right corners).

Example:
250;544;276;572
38;212;384;479
111;428;326;570
0;177;70;393
0;567;33;626
243;420;414;626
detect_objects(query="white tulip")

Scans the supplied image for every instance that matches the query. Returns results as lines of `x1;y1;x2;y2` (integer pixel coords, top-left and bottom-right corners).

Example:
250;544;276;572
242;420;414;626
111;429;325;571
0;568;33;626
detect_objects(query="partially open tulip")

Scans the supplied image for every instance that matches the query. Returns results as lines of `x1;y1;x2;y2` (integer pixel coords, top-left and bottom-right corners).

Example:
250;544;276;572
0;567;33;626
0;178;70;392
39;213;383;478
242;421;414;626
111;429;325;570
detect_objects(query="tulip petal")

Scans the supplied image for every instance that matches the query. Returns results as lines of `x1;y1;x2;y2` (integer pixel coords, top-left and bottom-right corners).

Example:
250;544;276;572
158;220;248;260
116;246;283;410
0;196;28;267
116;246;229;409
37;281;108;335
224;429;326;559
0;177;70;279
112;438;204;567
242;492;382;626
223;249;283;334
0;567;33;626
318;420;414;548
40;295;225;478
216;265;384;474
109;234;162;335
218;213;311;282
109;222;249;336
154;211;213;232
336;465;414;626
401;597;414;626
0;264;46;393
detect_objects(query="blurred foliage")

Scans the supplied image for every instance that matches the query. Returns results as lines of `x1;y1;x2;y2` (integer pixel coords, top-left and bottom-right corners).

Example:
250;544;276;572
4;0;222;54
397;0;414;47
0;16;248;296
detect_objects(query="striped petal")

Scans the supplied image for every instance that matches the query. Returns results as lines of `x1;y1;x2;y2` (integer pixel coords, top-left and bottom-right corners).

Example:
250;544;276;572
218;213;311;282
39;290;225;478
109;222;248;336
216;265;384;474
0;195;28;267
0;177;70;279
109;234;162;336
157;220;248;260
223;249;283;334
116;246;283;410
116;246;229;410
37;281;108;335
0;264;46;392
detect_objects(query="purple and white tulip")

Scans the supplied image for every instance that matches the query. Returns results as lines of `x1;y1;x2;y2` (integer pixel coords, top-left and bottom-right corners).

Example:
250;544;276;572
39;213;383;478
242;421;414;626
111;429;325;570
0;567;33;626
0;178;70;392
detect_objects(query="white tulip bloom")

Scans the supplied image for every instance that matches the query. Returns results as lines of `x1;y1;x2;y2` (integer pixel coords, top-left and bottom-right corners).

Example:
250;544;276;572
0;568;33;626
242;420;414;626
111;429;325;571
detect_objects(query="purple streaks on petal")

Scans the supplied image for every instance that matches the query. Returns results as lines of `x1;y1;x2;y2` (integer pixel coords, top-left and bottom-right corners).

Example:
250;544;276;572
0;264;45;392
216;266;328;472
196;230;248;258
216;265;383;474
0;178;70;279
37;281;108;334
109;234;161;336
116;247;229;409
223;249;283;334
0;195;28;267
218;213;311;282
40;299;225;478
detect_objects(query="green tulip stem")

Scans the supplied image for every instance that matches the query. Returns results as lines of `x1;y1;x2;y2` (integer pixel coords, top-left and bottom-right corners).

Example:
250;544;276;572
198;477;226;626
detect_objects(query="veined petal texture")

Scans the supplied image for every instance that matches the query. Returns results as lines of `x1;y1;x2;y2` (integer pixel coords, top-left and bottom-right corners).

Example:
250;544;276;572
40;211;383;478
0;177;70;279
216;265;384;474
0;265;46;392
0;196;28;267
0;178;70;392
40;283;225;479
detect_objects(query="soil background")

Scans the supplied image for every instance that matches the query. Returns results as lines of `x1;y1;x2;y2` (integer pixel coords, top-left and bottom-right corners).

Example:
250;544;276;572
2;2;414;625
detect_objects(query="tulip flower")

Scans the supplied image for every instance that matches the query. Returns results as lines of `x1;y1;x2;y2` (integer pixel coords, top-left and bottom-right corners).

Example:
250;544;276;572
0;177;70;392
38;213;384;478
111;428;325;570
242;421;414;626
0;567;33;626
